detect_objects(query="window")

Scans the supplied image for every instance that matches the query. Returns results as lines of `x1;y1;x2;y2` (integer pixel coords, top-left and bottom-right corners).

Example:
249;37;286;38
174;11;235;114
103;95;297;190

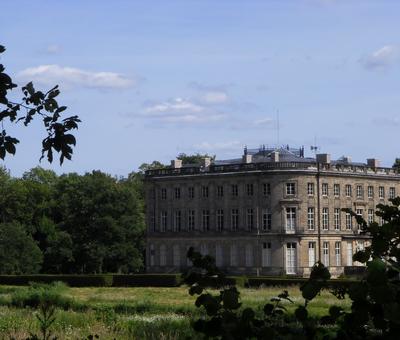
286;243;297;274
263;183;271;196
202;186;209;198
322;208;329;230
215;244;223;267
262;211;272;231
200;244;208;256
335;242;341;266
202;210;210;231
286;207;296;232
173;245;180;267
175;187;181;199
333;184;340;197
345;184;352;197
231;209;239;231
231;184;238;197
286;182;296;195
379;186;385;199
247;208;254;230
322;183;328;196
247;183;254;196
307;182;314;195
161;211;167;232
334;208;341;230
217;185;224;197
188;187;194;199
161;188;167;200
307;207;315;230
188;210;195;231
149;244;155;266
322;242;329;267
173;210;181;232
308;242;316;267
389;187;396;199
150;215;155;232
347;241;353;266
356;209;363;230
368;186;374;199
356;185;363;199
345;212;352;230
159;245;167;266
217;209;224;231
245;244;253;267
262;242;272;267
230;245;237;266
368;209;374;224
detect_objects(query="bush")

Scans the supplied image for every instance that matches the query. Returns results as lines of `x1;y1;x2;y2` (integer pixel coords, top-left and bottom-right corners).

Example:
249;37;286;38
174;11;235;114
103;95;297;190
112;274;181;287
0;274;113;287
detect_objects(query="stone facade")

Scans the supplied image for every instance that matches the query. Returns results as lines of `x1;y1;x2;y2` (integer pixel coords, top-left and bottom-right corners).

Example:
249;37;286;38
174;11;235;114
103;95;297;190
144;147;400;277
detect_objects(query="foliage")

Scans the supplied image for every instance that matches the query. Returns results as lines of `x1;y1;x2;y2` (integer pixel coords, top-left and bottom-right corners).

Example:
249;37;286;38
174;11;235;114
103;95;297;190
0;44;80;164
177;152;216;165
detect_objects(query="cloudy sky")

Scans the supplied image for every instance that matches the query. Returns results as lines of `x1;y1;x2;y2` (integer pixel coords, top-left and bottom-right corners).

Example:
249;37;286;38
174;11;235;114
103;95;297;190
1;0;400;176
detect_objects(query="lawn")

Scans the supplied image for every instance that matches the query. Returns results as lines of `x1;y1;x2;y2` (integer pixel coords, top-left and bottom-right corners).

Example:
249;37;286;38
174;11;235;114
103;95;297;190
0;285;350;339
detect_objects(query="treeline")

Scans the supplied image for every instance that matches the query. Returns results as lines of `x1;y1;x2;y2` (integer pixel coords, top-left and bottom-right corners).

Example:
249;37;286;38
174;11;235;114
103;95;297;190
0;167;145;274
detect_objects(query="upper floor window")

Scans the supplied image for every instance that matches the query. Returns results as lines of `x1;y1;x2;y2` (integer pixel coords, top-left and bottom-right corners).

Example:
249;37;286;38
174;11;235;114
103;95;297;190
345;184;352;197
345;212;352;230
174;187;181;199
161;211;168;232
307;207;315;230
379;186;385;199
368;209;374;224
246;208;254;230
367;186;374;199
231;184;238;197
217;209;224;231
202;210;210;231
322;208;329;230
307;183;314;195
173;210;181;232
389;187;396;199
356;209;363;230
217;185;224;197
263;183;271;196
231;209;239;231
188;210;195;231
202;186;209;198
247;183;254;196
286;182;296;195
286;207;296;232
161;188;167;200
188;187;194;199
356;185;363;199
322;183;328;196
334;208;341;230
333;184;340;197
262;210;272;231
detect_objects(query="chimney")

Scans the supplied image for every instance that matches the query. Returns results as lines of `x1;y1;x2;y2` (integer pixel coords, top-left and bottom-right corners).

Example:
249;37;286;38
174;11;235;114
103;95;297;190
270;151;279;162
316;153;331;164
367;158;380;168
201;157;211;169
342;156;352;164
171;159;182;168
242;154;253;164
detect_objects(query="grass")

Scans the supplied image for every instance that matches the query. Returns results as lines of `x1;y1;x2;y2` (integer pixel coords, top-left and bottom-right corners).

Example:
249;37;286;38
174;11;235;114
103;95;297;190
0;284;351;339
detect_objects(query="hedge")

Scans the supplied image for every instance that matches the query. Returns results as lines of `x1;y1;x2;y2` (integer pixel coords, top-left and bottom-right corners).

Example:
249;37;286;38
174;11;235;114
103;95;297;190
0;275;113;287
247;276;358;288
112;274;182;287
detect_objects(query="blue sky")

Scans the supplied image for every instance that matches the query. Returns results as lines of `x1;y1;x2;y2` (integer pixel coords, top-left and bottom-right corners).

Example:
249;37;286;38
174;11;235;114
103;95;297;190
1;0;400;176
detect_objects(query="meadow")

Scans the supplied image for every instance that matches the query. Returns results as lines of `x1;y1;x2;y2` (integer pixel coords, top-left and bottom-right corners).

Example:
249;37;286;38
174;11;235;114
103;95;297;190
0;284;350;339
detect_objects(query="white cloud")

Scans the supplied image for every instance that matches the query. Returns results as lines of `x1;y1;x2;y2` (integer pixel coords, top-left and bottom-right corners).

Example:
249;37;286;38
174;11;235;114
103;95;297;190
202;91;229;104
144;97;204;114
361;45;400;70
18;64;134;89
193;141;242;151
253;117;274;126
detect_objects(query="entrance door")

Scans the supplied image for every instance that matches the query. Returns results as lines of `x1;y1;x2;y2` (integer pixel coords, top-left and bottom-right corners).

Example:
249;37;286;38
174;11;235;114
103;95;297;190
286;243;297;274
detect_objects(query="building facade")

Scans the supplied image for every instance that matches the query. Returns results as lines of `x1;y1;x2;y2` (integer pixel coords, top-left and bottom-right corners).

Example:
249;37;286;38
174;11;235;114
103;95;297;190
144;146;400;277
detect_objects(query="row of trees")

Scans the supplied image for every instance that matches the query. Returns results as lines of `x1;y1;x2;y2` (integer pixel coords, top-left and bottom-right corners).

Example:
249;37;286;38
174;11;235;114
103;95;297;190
0;167;145;274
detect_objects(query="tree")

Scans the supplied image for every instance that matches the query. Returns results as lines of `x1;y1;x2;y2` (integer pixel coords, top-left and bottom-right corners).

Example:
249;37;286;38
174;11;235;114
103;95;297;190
0;44;80;164
177;152;216;165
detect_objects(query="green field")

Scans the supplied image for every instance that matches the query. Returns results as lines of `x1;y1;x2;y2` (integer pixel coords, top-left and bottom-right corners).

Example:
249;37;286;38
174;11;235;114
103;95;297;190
0;284;350;339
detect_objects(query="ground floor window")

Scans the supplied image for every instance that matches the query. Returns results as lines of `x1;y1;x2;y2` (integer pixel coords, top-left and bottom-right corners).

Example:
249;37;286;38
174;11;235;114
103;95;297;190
245;244;253;267
347;241;353;266
261;242;271;267
286;243;296;274
173;245;180;267
308;242;316;267
160;244;167;266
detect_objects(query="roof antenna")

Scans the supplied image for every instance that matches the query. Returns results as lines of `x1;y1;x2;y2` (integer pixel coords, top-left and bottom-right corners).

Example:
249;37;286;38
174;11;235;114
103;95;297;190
310;135;319;156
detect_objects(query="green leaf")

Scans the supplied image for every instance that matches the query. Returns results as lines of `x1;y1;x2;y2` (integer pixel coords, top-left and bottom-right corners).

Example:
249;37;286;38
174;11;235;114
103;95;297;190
4;141;16;155
295;306;308;322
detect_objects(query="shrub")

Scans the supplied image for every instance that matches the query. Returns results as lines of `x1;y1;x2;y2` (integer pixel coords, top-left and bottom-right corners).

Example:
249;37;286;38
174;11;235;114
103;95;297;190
112;274;181;287
0;274;113;287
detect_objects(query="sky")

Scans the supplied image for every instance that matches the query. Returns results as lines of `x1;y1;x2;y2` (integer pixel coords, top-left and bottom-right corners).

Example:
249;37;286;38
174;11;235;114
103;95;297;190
1;0;400;177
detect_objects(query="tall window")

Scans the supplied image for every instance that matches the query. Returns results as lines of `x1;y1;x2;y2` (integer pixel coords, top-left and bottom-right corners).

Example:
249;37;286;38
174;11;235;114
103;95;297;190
335;242;341;266
345;184;352;197
217;209;224;231
231;209;239;231
334;208;341;230
202;186;209;198
230;245;237;266
231;184;238;197
368;209;374;224
202;210;210;231
322;242;329;267
215;244;223;267
356;185;363;199
161;188;167;200
379;186;385;199
322;183;328;196
367;186;374;198
307;207;315;230
308;242;316;267
247;183;254;196
263;183;271;196
173;245;180;267
262;211;272;231
262;242;272;267
345;212;352;230
174;187;181;199
188;187;194;199
173;210;181;232
286;182;296;195
322;208;329;230
245;244;253;267
307;183;314;195
389;187;396;199
286;207;296;232
188;210;195;231
286;243;297;274
161;211;167;232
247;208;254;230
333;184;340;197
347;241;353;266
356;209;363;230
159;245;167;266
217;185;224;197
